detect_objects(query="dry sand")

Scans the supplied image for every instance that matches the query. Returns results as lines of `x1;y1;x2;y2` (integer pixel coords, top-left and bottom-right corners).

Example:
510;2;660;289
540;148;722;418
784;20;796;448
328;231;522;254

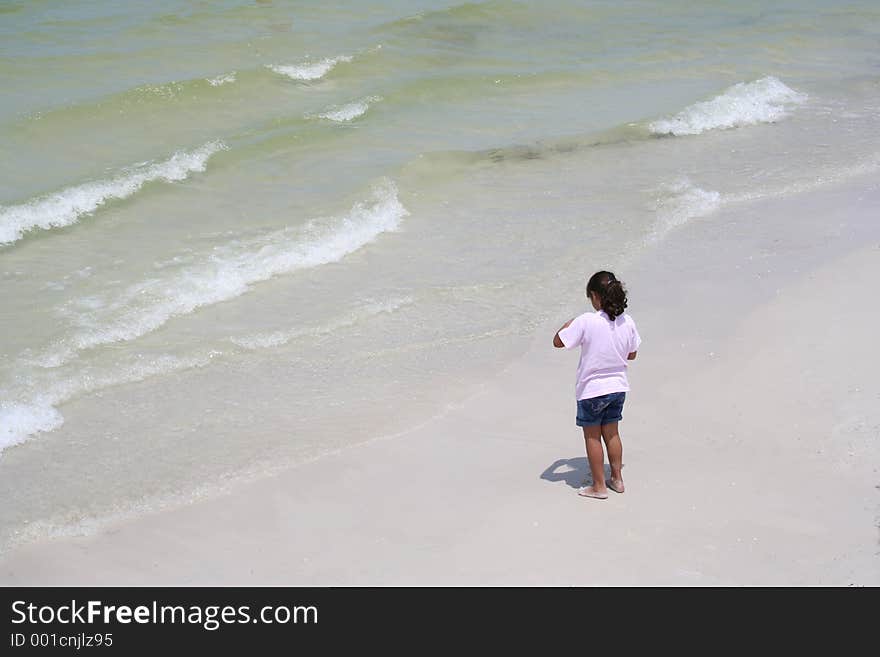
1;177;877;586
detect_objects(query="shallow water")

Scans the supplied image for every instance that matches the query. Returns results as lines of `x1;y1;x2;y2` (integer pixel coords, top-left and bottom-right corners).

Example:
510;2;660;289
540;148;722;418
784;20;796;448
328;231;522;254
1;0;879;549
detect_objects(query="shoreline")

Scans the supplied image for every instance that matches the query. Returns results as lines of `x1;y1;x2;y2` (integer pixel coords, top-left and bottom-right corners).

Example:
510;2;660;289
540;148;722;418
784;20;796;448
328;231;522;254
2;176;878;585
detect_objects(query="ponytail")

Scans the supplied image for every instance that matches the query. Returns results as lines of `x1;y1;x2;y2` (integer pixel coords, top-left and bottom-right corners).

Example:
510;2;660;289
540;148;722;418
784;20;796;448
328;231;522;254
587;271;628;320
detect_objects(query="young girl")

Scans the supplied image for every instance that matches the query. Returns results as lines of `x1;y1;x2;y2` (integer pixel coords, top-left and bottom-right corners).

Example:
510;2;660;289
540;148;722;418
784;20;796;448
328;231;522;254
553;271;641;499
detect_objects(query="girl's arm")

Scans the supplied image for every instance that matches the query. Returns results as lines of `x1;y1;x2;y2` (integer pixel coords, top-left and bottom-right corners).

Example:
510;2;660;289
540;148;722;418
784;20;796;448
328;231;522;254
553;318;574;348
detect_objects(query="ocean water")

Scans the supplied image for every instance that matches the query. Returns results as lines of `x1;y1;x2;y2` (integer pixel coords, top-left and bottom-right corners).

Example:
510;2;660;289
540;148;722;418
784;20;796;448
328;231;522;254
2;0;879;549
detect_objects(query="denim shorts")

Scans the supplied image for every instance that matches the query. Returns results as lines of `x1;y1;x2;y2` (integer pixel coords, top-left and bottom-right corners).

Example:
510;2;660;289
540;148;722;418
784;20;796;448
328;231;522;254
576;392;626;427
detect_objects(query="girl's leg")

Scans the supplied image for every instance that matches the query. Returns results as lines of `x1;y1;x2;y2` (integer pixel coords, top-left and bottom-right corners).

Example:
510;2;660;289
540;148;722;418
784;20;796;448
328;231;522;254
601;422;625;493
579;425;608;499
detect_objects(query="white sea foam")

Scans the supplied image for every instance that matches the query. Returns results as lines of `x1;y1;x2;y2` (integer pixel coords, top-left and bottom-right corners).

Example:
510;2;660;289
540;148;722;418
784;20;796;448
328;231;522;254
230;332;292;350
648;151;880;241
207;72;236;86
651;178;722;240
0;141;226;245
2;481;222;553
0;352;217;454
727;153;880;204
317;96;382;122
0;401;64;453
231;295;413;350
267;55;352;81
649;77;807;136
40;180;408;366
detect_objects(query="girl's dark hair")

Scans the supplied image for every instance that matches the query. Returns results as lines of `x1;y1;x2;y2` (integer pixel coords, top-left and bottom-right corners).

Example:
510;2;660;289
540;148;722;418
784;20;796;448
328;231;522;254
587;271;628;320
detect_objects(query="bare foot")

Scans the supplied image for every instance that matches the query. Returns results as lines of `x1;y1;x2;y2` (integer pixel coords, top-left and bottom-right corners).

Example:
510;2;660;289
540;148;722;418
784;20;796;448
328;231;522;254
577;485;608;499
608;478;625;494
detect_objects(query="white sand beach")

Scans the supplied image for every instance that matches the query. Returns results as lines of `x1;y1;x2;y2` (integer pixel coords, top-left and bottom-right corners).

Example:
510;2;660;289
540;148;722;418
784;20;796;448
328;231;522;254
2;175;877;586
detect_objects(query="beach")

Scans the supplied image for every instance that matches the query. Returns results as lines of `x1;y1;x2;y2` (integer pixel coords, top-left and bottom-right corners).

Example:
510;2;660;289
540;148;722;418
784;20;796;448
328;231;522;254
2;174;877;585
1;0;878;585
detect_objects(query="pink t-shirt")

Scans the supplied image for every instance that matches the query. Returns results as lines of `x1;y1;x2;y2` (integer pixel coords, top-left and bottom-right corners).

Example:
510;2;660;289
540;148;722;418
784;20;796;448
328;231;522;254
558;310;641;400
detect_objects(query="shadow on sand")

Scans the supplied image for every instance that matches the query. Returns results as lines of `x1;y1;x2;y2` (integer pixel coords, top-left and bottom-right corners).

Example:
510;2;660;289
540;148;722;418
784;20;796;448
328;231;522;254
540;457;616;489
